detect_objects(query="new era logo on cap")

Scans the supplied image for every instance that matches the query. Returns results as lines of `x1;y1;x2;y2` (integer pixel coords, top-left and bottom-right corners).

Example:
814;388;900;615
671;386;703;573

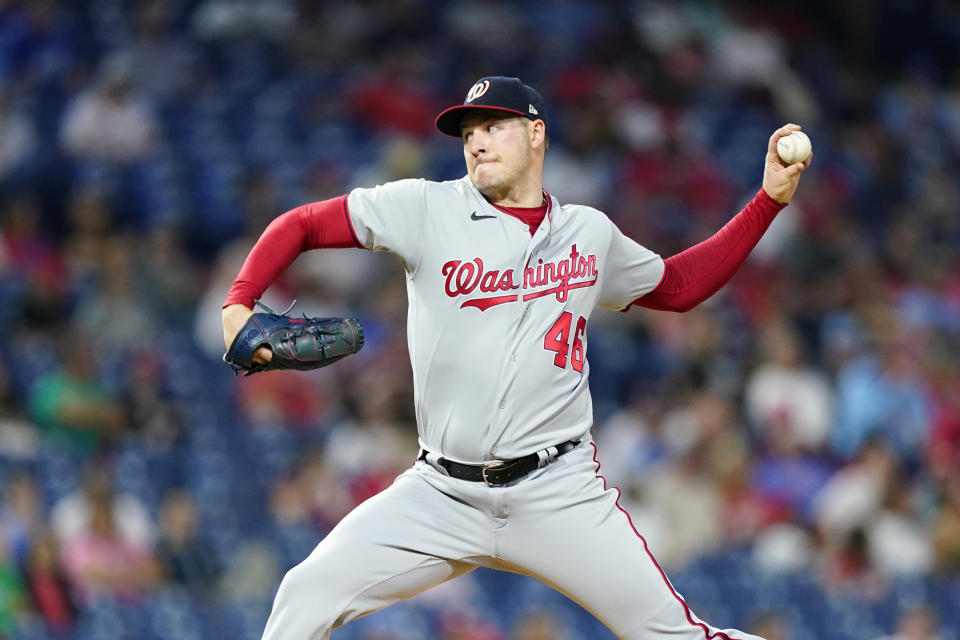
435;76;548;137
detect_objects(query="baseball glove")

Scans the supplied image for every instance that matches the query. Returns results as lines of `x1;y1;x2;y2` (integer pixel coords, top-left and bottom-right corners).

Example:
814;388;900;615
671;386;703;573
223;301;364;376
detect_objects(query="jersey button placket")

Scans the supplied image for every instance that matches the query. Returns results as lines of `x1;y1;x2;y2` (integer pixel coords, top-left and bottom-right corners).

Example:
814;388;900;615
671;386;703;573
512;244;533;367
510;307;524;366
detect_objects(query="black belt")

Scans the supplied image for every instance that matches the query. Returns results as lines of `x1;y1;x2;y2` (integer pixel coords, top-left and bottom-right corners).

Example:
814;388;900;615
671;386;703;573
418;440;580;486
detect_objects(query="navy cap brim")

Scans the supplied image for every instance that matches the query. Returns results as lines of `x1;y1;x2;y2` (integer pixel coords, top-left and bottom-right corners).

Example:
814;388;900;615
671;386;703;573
435;105;529;137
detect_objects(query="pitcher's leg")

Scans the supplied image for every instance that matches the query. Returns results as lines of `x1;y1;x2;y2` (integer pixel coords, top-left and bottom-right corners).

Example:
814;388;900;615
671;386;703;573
498;444;766;640
262;465;486;640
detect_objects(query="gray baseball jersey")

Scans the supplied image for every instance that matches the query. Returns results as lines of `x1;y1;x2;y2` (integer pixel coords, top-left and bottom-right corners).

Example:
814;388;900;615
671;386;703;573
346;176;664;463
260;175;766;640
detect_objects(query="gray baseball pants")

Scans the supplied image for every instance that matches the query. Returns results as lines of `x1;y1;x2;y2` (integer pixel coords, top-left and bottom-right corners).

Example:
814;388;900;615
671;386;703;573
261;440;765;640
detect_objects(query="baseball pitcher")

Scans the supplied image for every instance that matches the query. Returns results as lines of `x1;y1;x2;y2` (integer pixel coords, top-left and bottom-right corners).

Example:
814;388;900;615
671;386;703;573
222;77;810;640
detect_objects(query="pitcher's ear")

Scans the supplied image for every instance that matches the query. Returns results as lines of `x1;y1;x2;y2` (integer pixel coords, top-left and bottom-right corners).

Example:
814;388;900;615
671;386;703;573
531;119;547;150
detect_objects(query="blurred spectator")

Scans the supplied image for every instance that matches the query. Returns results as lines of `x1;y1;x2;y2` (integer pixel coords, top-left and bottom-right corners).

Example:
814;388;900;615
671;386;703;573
749;439;835;525
121;351;185;455
0;471;44;566
286;1;368;71
62;185;113;295
0;536;28;636
594;391;665;488
21;530;76;637
191;0;294;42
435;607;504;640
716;447;786;547
352;135;429;187
359;625;418;640
0;86;36;184
322;383;419;506
866;475;933;576
4;0;84;90
708;8;817;123
155;488;220;594
292;245;391;316
120;0;197;106
50;465;155;550
643;391;750;566
511;608;571;640
821;525;889;601
138;227;203;324
745;316;833;452
59;53;159;164
238;170;285;241
267;466;322;566
711;10;788;89
924;346;960;482
74;236;156;353
747;612;790;640
877;67;958;177
542;84;618;208
751;520;815;574
286;446;353;534
235;369;336;432
59;488;160;605
642;308;737;406
0;359;39;460
347;51;440;138
28;338;125;455
354;604;430;640
875;605;942;640
812;439;896;544
217;540;281;603
930;472;960;573
0;193;70;329
72;235;156;353
831;308;932;461
643;443;722;568
443;0;528;70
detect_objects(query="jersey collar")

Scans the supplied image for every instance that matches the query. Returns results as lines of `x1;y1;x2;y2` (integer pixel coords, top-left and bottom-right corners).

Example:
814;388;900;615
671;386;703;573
463;176;555;232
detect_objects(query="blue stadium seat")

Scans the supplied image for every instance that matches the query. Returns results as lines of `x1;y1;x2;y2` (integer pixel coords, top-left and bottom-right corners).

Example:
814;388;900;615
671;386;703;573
35;446;83;504
348;602;431;640
114;442;156;505
10;618;55;640
244;426;297;478
271;522;320;567
144;588;206;640
71;600;142;640
216;600;273;640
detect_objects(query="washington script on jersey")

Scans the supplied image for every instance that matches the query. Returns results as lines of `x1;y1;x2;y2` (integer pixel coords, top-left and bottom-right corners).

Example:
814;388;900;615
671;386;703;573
442;244;598;311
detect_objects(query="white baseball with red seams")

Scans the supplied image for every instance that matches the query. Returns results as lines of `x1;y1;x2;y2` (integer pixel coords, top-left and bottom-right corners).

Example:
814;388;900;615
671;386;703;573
776;130;811;165
259;174;766;640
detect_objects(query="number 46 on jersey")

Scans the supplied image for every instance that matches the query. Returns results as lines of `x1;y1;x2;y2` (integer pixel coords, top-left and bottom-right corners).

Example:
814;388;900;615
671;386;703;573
544;312;586;372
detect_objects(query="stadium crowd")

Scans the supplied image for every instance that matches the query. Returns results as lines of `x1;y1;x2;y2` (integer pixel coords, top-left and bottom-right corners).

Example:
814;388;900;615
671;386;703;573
0;0;958;638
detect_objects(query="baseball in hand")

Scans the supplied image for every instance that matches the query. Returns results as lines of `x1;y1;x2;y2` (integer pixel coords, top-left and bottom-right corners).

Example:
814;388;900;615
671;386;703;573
776;130;812;165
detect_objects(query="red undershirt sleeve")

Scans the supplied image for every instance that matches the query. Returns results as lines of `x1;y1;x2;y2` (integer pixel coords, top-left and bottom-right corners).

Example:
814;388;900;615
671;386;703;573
633;188;786;312
223;195;363;309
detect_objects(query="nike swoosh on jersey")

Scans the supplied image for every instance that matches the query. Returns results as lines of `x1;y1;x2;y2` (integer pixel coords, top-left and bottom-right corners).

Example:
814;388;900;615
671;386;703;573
470;211;497;221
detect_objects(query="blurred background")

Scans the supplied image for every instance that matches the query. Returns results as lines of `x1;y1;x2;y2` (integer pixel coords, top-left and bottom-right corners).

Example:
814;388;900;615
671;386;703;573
0;0;958;638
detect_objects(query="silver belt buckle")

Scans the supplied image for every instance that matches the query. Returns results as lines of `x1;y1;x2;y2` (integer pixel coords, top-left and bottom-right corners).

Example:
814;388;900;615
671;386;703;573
481;461;506;486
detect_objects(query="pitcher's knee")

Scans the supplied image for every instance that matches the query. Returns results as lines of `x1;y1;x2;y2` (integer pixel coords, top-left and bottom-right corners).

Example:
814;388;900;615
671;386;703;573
270;561;345;631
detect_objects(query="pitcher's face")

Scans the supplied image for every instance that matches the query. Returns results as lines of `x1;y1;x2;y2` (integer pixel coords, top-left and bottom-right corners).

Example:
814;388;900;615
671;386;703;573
461;114;535;199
